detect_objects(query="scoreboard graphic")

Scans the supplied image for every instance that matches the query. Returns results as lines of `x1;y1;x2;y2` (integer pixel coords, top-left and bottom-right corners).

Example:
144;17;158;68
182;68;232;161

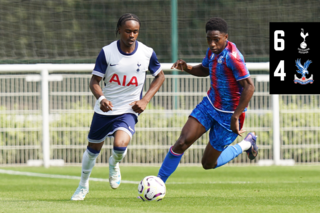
269;23;319;94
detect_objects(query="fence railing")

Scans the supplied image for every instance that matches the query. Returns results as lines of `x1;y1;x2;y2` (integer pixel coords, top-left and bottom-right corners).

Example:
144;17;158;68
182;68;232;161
1;63;319;166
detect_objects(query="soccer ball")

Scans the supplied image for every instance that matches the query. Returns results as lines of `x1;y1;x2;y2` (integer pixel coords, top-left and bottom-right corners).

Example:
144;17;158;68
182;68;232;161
138;176;166;201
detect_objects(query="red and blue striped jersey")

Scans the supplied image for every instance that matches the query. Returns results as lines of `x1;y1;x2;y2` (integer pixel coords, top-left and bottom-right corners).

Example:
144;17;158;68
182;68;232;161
202;41;250;113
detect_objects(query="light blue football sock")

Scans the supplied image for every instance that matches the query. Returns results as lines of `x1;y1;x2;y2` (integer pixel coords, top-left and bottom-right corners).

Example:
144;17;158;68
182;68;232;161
215;144;243;168
157;147;183;183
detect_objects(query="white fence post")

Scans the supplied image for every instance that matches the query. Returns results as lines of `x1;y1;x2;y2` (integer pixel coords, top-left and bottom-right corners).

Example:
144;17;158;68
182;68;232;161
41;69;50;168
272;94;280;165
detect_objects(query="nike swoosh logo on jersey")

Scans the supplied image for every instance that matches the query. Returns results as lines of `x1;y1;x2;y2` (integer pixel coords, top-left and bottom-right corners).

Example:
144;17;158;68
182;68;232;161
110;64;118;66
129;126;134;132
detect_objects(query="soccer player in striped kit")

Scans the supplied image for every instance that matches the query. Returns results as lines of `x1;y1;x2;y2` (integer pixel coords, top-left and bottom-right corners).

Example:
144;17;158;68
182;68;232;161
71;13;165;200
157;17;258;183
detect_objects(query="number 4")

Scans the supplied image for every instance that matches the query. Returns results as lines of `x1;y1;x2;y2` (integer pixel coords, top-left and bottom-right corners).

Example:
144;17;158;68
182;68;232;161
274;60;286;81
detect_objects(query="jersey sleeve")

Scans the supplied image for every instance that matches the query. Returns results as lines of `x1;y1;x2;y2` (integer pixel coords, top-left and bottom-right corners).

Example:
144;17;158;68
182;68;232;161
92;49;108;77
148;51;162;76
201;48;211;68
227;51;250;81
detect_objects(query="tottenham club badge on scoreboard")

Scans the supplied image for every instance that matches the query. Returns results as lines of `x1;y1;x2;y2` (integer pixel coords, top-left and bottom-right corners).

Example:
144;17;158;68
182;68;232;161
270;23;319;94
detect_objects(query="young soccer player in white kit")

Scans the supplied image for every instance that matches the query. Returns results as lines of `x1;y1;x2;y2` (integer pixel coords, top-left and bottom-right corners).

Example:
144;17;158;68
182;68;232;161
71;13;165;200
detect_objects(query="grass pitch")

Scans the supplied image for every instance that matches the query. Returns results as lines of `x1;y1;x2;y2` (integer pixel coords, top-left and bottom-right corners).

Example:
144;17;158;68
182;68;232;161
0;166;320;213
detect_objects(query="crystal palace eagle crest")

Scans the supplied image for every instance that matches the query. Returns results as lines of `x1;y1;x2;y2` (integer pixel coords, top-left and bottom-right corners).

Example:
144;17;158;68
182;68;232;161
294;59;313;85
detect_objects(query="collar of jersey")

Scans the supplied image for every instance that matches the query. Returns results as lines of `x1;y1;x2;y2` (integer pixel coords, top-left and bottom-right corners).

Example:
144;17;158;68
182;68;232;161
210;40;229;59
216;40;229;57
117;40;139;56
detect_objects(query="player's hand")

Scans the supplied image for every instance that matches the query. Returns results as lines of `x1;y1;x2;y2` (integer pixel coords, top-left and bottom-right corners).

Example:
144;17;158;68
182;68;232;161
100;99;113;112
130;100;148;114
230;115;246;136
171;59;187;71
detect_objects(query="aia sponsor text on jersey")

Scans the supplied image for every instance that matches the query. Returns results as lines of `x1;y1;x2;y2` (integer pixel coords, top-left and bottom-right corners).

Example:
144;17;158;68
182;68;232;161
109;74;139;87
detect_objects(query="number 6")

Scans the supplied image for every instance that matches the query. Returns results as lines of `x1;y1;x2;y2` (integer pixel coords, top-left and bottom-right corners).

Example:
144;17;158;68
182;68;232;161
274;30;285;51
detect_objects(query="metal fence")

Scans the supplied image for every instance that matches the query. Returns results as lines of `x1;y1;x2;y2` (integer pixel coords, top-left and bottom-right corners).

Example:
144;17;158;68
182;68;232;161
0;64;319;166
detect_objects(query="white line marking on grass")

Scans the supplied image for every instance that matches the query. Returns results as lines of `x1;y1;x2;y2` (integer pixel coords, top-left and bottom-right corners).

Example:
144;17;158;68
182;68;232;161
166;180;320;184
0;169;139;184
0;169;319;185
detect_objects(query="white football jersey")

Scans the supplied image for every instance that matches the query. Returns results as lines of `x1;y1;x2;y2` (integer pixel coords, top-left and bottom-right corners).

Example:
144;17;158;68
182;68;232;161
92;40;162;116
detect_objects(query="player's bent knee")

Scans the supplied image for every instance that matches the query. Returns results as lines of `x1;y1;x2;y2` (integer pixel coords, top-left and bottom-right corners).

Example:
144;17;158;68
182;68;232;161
201;161;217;170
88;142;104;151
114;139;129;147
174;138;190;152
202;163;213;170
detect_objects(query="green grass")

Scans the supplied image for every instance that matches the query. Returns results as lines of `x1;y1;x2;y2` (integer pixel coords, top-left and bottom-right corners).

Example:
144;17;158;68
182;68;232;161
0;166;320;213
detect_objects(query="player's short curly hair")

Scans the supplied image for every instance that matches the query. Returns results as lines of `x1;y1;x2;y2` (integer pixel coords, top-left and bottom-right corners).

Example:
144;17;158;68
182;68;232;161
205;17;228;34
116;13;141;35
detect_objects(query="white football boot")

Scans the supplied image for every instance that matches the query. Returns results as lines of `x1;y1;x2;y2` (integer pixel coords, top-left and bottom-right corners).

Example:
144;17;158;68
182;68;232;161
109;157;121;189
71;185;89;201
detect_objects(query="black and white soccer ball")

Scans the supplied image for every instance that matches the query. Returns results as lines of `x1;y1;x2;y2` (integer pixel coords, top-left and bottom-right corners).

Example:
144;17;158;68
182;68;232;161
137;176;166;201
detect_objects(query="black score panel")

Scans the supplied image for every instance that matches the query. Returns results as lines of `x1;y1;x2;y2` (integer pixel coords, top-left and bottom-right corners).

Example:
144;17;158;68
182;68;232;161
270;22;320;94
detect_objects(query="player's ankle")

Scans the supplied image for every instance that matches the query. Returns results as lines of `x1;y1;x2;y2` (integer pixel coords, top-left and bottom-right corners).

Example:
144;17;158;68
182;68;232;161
238;140;251;152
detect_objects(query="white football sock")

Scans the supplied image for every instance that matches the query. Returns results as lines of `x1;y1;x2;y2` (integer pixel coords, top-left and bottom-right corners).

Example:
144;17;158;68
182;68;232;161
79;149;99;188
238;140;252;152
109;149;127;166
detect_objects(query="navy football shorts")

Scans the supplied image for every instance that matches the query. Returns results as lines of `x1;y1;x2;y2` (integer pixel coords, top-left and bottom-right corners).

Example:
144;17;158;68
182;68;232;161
87;112;137;143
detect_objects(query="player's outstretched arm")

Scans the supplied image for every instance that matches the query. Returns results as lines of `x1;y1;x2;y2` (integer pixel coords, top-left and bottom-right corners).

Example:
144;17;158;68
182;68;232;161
230;77;255;136
90;75;113;112
130;70;165;114
171;59;209;77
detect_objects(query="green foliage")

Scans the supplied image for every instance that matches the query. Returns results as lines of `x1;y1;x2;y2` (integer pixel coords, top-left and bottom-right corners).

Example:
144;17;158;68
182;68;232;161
0;106;41;146
1;0;320;63
0;106;41;163
50;100;93;146
1;97;320;163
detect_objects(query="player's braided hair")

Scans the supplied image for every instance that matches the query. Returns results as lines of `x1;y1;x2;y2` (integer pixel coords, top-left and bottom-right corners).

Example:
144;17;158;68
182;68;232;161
116;13;141;35
205;17;228;34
